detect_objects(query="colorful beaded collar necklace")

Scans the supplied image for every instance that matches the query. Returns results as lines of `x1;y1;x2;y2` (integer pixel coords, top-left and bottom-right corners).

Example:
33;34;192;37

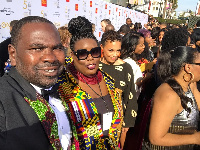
68;63;102;85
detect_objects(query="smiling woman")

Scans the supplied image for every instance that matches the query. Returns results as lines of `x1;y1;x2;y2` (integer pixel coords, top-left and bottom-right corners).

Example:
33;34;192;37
99;30;138;149
57;16;123;150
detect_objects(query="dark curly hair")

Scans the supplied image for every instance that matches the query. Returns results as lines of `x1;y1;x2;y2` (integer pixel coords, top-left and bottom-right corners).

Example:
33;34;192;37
101;30;122;47
68;16;97;51
11;16;53;47
118;24;130;35
161;27;190;52
157;46;198;115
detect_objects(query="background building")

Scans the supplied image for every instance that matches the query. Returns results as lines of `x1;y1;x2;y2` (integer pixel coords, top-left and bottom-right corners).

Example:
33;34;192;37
104;0;177;19
196;0;200;16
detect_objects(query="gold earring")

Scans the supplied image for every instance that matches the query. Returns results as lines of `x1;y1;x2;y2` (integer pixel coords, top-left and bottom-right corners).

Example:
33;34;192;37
183;72;194;82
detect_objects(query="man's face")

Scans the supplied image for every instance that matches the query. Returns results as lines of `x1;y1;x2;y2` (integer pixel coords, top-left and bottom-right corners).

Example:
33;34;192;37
126;19;132;26
101;21;107;32
9;22;65;88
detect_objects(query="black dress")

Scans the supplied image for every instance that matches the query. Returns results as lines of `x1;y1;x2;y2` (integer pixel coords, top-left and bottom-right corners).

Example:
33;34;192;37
99;62;138;128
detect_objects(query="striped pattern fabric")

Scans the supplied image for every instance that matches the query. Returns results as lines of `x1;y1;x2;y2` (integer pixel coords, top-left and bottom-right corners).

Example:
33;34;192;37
57;57;123;150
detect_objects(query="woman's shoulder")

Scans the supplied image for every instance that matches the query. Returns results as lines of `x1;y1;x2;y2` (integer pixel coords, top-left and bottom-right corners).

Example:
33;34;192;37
154;83;180;104
113;58;125;65
124;58;137;65
122;62;134;72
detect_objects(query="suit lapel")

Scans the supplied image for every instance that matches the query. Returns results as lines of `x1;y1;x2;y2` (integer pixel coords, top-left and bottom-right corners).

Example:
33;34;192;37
7;67;39;126
8;67;37;100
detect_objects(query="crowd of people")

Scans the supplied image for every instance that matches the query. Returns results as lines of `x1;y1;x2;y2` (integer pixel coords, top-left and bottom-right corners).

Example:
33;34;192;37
1;14;200;150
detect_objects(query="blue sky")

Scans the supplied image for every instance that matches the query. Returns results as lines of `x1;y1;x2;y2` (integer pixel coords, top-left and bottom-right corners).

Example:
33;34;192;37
176;0;199;12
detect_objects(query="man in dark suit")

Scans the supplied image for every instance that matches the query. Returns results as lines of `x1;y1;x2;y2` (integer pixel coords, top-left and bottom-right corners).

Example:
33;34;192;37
0;20;18;77
0;16;71;150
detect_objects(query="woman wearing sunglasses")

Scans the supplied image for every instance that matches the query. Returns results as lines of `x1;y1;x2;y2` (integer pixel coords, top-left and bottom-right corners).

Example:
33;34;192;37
142;46;200;150
57;16;123;149
99;30;137;149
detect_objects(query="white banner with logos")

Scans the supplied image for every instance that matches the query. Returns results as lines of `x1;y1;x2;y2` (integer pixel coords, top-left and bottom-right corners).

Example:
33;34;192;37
0;0;148;42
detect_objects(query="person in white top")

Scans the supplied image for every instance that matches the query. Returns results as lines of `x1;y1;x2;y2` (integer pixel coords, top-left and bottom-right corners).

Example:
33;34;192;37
120;32;152;99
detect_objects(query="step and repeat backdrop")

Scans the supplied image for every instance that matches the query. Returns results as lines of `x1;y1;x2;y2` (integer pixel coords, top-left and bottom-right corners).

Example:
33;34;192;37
0;0;148;42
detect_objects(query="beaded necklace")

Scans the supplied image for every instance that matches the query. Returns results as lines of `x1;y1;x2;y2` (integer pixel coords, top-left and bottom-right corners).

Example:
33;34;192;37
68;62;102;85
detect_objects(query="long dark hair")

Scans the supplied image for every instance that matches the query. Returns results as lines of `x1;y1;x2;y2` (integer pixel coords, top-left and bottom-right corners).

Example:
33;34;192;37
120;32;142;61
157;46;198;114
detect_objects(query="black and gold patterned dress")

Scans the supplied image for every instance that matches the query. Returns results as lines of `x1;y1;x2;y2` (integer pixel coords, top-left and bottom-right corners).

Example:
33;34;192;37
143;87;199;150
99;62;138;128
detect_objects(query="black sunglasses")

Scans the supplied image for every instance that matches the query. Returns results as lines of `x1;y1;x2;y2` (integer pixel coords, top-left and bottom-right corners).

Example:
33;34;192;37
191;63;200;66
73;47;101;60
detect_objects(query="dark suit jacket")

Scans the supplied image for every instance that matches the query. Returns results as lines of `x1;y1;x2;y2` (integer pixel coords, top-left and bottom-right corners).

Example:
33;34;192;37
0;38;10;77
0;67;53;150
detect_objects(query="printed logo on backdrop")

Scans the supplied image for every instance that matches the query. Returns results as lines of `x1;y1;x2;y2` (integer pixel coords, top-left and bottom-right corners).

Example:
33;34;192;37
112;5;115;15
41;10;47;18
118;7;122;17
54;0;60;8
1;22;10;30
42;0;47;7
23;1;32;17
75;4;78;11
94;1;98;6
135;12;137;19
83;0;86;13
65;5;71;22
99;3;103;14
108;4;112;15
0;8;14;15
98;2;104;21
94;0;99;14
0;0;148;43
53;12;60;17
93;0;100;31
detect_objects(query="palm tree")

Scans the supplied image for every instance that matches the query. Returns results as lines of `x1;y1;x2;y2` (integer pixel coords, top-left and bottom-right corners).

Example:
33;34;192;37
163;0;178;19
162;0;167;18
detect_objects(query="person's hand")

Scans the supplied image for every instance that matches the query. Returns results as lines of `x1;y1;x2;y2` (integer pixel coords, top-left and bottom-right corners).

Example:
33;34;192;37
144;72;152;80
121;127;129;133
152;58;157;64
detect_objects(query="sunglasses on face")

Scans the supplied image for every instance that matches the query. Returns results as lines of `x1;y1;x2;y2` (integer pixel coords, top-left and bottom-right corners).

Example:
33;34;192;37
191;63;200;66
73;47;101;60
